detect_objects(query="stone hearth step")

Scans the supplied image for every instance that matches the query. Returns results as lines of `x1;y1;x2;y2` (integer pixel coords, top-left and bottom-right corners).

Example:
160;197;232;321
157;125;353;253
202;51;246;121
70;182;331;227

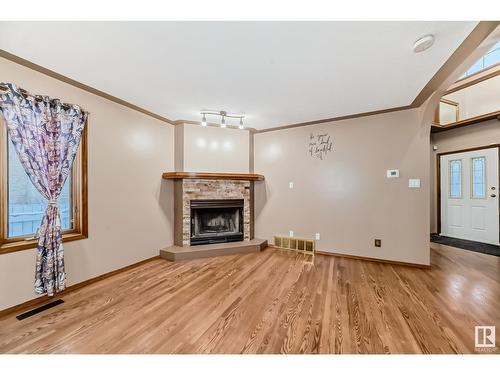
160;239;268;261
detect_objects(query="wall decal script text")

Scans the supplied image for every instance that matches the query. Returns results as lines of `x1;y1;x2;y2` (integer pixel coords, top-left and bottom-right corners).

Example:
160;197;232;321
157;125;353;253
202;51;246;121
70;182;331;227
308;133;333;160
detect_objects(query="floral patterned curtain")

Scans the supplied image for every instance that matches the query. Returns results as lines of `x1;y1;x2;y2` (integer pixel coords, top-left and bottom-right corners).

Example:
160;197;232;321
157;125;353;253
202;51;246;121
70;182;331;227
0;83;87;296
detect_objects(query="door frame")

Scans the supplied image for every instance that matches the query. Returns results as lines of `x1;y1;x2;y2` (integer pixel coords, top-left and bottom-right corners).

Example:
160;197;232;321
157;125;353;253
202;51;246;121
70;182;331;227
436;143;500;235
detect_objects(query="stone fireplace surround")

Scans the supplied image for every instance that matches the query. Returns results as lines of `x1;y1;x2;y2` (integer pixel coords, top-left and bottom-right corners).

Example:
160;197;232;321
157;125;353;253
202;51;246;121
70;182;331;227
165;173;265;245
179;179;251;246
160;172;266;261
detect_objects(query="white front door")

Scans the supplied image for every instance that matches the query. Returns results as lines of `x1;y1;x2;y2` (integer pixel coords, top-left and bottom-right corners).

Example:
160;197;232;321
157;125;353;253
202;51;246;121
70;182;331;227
440;147;499;245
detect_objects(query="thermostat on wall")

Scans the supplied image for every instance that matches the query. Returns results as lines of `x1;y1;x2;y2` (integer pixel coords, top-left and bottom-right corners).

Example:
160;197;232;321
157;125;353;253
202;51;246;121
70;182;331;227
386;169;399;178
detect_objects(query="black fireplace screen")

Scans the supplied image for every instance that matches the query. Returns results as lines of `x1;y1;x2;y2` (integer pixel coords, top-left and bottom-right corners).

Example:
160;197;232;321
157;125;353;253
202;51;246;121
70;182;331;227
190;199;244;245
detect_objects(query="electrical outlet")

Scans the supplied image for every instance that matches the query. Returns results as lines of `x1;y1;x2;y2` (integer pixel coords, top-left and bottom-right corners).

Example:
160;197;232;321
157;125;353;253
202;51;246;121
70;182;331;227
315;233;321;240
289;230;294;237
374;239;382;247
289;182;294;189
408;178;421;188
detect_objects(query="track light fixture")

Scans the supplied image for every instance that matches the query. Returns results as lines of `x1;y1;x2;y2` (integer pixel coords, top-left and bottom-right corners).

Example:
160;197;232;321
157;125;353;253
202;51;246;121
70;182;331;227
200;110;246;129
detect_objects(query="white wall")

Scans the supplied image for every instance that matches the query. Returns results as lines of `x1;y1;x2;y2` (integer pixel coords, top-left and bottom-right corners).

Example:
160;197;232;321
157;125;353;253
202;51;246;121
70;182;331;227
444;73;500;120
182;123;250;173
0;57;175;310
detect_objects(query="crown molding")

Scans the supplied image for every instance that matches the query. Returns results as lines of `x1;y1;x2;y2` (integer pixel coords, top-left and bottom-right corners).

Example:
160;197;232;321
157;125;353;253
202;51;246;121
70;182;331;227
255;21;499;134
0;49;176;126
1;21;497;133
254;105;412;134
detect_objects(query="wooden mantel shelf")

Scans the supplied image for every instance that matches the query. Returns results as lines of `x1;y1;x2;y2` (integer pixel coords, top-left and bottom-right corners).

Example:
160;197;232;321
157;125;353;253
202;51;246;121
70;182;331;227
162;172;265;181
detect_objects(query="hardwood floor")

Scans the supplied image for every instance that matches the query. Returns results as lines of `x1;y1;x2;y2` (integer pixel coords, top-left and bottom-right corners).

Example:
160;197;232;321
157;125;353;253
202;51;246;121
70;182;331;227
0;245;498;354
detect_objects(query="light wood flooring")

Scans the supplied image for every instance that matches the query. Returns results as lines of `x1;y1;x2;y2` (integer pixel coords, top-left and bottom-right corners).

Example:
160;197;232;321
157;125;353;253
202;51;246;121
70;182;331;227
0;244;499;353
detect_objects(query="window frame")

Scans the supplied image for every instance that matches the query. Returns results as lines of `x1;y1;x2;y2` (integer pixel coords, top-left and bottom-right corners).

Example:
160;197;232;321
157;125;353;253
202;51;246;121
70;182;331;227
455;61;500;84
448;159;463;199
0;117;88;255
470;156;487;199
457;41;500;81
434;98;460;125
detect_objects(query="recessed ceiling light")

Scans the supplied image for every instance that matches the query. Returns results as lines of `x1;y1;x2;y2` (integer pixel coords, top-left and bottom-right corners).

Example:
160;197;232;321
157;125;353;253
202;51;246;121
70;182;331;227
413;34;435;53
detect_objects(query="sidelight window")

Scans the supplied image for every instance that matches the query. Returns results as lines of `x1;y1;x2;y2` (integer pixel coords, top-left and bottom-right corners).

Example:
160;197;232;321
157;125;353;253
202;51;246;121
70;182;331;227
449;160;462;198
471;157;486;199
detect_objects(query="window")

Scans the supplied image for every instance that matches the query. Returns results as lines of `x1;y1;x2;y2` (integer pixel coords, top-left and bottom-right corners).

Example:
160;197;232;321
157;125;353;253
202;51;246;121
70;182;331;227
0;117;88;254
471;157;486;199
461;41;500;78
449;160;462;198
8;139;72;237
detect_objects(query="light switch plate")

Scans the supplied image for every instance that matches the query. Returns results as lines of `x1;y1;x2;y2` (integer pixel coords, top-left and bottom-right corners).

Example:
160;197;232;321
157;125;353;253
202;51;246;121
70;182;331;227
289;230;294;237
315;233;321;240
289;182;294;189
408;178;421;188
387;169;399;178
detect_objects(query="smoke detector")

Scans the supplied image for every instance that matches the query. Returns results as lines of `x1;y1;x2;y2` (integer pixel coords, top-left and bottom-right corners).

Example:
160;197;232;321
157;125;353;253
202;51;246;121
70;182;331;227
413;35;435;53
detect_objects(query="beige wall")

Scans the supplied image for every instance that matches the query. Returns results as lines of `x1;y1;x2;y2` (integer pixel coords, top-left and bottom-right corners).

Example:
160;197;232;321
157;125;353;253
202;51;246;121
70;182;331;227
0;57;175;310
182;123;249;173
430;119;500;233
254;108;431;265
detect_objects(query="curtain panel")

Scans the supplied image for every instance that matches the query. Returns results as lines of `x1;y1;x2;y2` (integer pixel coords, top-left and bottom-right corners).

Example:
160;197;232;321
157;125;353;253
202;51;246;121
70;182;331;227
0;82;87;296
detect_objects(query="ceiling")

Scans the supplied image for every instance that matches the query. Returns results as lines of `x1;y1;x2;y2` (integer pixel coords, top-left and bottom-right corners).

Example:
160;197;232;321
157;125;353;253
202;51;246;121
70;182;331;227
0;21;477;129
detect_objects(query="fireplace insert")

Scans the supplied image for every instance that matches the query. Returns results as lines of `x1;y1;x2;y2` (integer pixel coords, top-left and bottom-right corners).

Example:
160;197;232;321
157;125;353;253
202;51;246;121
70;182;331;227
190;199;244;245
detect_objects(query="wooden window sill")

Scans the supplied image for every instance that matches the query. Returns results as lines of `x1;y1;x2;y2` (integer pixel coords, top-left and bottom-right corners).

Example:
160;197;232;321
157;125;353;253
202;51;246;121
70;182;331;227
0;232;87;255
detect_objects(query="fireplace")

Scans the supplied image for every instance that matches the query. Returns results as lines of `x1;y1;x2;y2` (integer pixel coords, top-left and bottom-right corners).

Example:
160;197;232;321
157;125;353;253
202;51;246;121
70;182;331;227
190;199;244;245
170;178;253;247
